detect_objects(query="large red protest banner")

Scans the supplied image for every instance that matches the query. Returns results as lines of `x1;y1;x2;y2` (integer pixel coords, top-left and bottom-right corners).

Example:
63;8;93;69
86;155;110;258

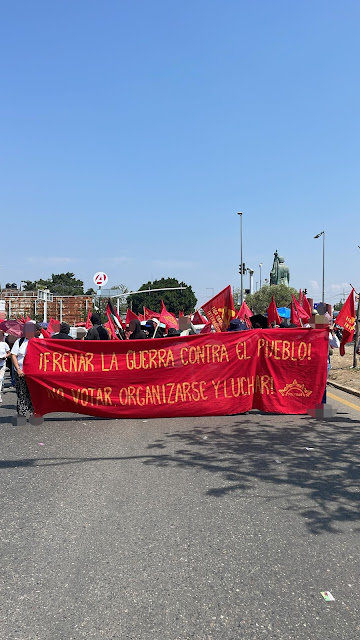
24;329;329;419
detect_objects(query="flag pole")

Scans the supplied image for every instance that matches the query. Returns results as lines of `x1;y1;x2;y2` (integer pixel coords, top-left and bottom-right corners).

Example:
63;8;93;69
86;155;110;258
351;285;360;368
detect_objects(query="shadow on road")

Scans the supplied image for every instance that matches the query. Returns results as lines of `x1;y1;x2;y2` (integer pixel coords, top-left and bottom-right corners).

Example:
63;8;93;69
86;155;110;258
141;415;360;536
1;411;360;535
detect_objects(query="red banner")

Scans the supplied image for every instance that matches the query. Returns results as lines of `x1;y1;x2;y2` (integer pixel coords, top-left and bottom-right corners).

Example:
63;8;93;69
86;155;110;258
24;329;329;419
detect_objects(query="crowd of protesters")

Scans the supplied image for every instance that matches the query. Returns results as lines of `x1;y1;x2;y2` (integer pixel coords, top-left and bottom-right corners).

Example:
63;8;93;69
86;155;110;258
0;300;358;420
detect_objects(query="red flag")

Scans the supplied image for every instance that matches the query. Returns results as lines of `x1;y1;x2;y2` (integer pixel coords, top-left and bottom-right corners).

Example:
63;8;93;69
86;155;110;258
41;328;51;338
267;296;281;326
302;294;312;317
103;322;113;339
85;310;92;329
192;310;207;325
24;316;32;323
178;310;184;318
299;289;303;305
200;321;213;334
291;294;310;321
104;313;118;339
159;300;178;330
143;307;161;320
335;289;355;356
290;302;301;327
106;300;124;330
105;304;120;339
125;308;139;325
202;285;236;332
47;317;59;336
237;301;253;328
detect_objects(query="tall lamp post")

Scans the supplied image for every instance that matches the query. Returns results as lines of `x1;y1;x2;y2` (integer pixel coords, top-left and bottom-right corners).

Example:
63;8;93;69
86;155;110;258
237;212;243;305
259;263;262;289
314;231;325;303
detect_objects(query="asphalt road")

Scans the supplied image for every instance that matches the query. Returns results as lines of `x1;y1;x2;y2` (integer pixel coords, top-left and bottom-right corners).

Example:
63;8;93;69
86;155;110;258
1;378;360;640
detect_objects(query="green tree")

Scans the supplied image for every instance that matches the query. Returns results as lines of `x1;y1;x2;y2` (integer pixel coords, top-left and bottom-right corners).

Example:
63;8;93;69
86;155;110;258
129;277;197;315
334;301;344;311
23;273;85;296
245;284;299;314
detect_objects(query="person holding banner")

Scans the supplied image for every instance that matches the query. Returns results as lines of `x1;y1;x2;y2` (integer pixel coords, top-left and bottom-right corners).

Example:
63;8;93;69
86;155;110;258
11;323;42;417
0;330;10;403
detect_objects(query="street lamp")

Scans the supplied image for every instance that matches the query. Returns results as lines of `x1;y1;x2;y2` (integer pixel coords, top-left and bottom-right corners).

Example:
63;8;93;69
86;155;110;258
237;212;243;305
314;231;325;303
259;263;262;289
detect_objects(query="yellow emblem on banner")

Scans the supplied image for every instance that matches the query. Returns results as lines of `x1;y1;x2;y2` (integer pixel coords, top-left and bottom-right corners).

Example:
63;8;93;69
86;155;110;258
279;380;312;397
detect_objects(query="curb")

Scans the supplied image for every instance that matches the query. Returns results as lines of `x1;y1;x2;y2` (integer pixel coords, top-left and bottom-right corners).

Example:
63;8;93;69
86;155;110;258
327;380;360;399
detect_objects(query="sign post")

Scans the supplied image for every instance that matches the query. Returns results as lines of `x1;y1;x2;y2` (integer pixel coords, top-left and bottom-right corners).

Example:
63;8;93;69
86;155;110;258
93;272;109;298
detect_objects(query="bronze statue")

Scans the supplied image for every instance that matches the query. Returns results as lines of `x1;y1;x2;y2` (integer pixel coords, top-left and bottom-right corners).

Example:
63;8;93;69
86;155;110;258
270;250;290;286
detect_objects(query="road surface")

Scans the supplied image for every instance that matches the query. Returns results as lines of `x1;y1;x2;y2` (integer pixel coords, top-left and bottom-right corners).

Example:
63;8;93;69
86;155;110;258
1;383;360;639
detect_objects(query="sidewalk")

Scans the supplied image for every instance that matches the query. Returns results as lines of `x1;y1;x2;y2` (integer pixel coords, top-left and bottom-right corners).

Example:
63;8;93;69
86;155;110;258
328;344;360;398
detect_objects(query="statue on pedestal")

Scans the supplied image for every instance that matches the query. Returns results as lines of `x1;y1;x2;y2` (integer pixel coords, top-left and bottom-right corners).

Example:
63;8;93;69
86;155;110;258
270;250;290;286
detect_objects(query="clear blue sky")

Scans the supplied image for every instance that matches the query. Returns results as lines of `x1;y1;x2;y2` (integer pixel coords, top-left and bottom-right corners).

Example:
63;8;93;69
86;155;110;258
1;0;359;307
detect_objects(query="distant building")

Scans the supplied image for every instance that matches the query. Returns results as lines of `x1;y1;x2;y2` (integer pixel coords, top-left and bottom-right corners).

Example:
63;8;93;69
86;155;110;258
0;288;93;325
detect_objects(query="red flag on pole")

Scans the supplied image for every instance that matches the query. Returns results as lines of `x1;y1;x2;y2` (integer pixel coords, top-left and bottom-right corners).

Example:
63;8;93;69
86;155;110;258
85;310;92;329
237;301;253;328
335;289;356;356
290;302;301;327
200;321;212;334
104;315;118;339
159;300;178;330
202;285;235;332
106;300;124;330
298;289;303;305
267;296;281;326
291;294;310;321
47;317;58;336
192;310;208;325
125;308;139;325
143;307;161;321
178;310;184;318
302;294;312;317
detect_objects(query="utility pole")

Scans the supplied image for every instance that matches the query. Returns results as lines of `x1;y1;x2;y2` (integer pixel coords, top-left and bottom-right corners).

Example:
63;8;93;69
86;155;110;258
353;290;360;368
237;212;243;305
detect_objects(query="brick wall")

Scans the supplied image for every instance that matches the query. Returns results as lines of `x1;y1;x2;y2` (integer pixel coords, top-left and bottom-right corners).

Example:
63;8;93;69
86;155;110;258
0;290;93;325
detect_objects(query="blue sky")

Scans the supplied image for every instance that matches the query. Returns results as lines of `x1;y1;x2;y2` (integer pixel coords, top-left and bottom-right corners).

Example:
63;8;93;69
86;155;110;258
1;1;359;308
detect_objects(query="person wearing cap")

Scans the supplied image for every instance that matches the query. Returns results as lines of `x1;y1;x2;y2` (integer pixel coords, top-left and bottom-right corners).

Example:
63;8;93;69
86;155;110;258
227;318;247;332
51;322;74;340
0;330;11;403
11;323;42;417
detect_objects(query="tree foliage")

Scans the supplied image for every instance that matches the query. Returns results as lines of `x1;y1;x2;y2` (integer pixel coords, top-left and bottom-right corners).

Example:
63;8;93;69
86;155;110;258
23;272;85;296
245;284;299;314
129;277;197;315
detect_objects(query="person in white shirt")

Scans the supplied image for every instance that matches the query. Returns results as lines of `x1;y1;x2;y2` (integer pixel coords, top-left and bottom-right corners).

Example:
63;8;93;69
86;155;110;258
11;323;41;417
0;330;10;403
